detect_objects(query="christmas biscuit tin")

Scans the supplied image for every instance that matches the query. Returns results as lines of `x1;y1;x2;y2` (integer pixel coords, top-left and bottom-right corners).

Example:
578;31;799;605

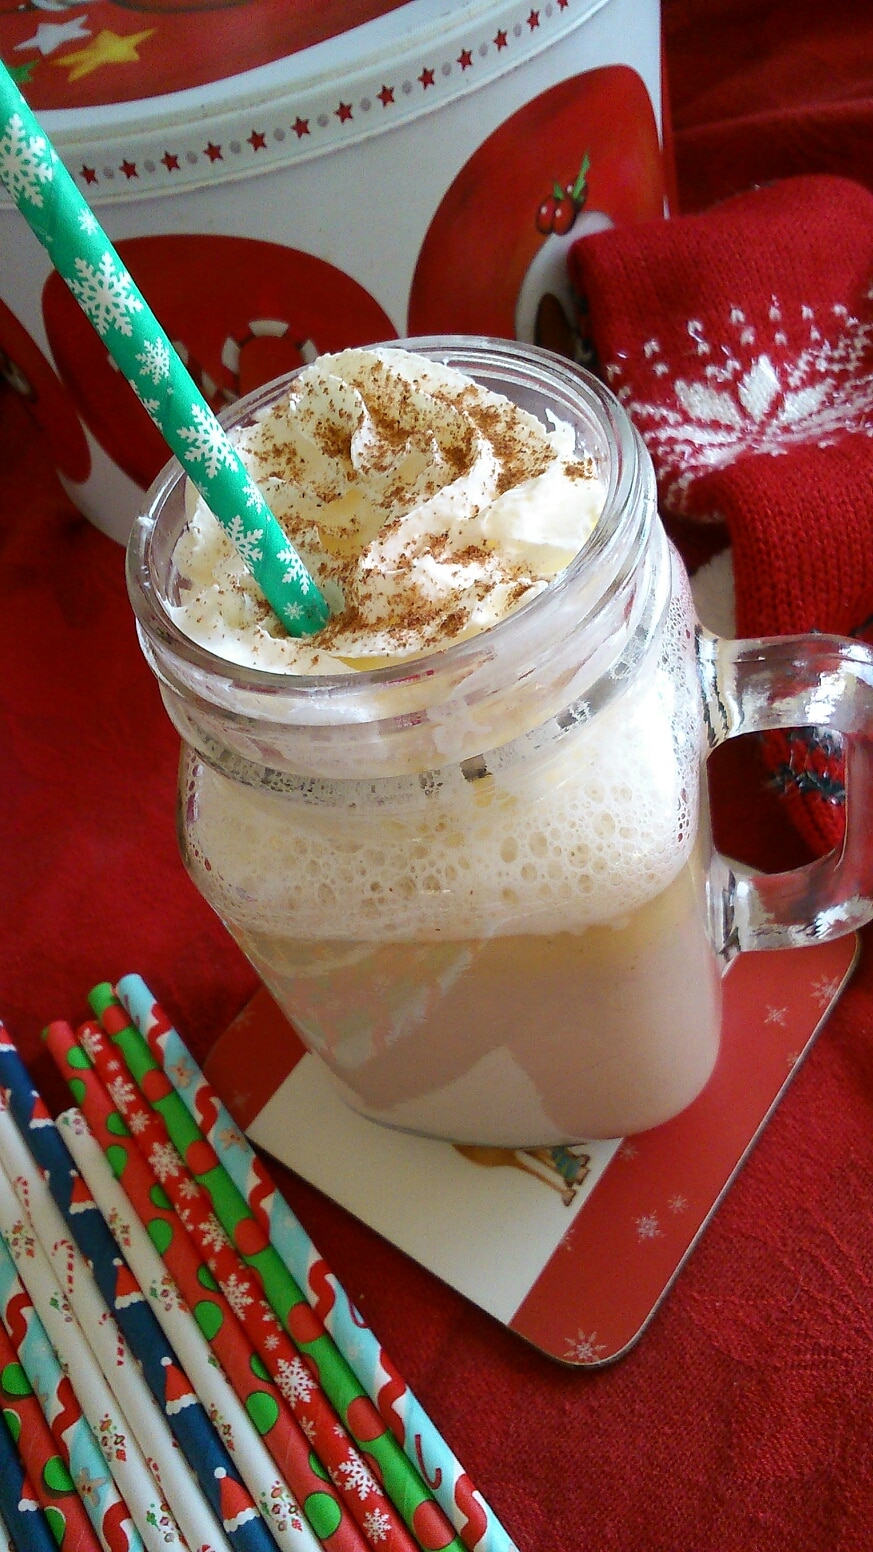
0;0;666;540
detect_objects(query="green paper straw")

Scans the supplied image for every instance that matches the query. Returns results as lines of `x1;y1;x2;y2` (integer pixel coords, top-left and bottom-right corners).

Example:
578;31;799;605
0;61;329;638
89;983;467;1552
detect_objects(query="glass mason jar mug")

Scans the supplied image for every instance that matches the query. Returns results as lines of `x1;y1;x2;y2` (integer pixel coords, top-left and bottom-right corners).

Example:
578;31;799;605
127;338;873;1146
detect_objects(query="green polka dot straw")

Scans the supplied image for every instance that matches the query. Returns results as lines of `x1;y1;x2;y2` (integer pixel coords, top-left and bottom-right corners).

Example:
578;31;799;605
0;61;330;638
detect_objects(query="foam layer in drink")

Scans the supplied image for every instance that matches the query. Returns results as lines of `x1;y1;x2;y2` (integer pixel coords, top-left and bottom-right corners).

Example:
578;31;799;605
182;581;701;944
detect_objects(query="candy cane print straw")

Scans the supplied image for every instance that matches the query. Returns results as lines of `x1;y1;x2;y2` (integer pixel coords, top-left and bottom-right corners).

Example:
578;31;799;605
118;976;519;1552
79;1006;425;1552
0;1058;265;1552
0;1181;173;1552
0;1190;160;1552
0;1313;104;1552
91;993;469;1552
45;1022;366;1552
0;1103;231;1552
58;1107;324;1552
0;1079;282;1552
0;63;329;638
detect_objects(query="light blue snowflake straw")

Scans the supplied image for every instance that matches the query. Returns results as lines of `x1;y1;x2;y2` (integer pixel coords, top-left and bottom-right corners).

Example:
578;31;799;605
0;62;329;637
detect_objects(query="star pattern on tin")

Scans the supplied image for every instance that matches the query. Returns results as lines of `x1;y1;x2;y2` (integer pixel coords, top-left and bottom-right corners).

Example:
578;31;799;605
15;18;92;56
53;28;156;83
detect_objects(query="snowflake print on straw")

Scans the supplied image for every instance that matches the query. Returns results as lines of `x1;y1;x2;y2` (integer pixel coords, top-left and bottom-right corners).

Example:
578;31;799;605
58;1109;325;1552
84;987;447;1552
0;64;329;637
116;975;520;1552
44;1021;365;1552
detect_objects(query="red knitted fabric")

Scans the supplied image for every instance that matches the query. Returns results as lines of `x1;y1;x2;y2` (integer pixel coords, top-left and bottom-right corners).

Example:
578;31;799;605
569;173;873;853
663;0;873;214
569;175;873;636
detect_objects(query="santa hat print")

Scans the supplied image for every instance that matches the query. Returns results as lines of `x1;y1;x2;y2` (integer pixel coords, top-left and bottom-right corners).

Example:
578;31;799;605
28;1094;55;1129
213;1467;259;1533
112;1257;144;1311
160;1354;197;1414
69;1170;98;1214
17;1469;40;1514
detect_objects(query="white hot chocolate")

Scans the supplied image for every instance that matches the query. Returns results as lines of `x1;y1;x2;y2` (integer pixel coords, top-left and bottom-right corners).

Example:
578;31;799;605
166;346;720;1145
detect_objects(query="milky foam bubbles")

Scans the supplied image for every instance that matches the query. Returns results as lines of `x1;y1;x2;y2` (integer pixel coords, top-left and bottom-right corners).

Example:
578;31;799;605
182;576;703;944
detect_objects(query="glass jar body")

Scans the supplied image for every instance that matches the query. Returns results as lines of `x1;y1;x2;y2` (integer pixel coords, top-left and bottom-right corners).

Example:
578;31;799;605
128;337;873;1146
176;539;718;1145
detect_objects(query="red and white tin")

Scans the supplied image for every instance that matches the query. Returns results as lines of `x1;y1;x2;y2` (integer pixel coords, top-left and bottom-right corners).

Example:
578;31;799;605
0;0;666;540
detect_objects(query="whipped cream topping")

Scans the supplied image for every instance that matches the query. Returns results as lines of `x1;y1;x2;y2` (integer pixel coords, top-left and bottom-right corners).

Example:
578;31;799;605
168;347;605;674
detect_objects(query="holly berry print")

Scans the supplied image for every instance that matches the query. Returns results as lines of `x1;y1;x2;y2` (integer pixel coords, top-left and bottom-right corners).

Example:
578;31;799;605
45;1019;361;1552
535;152;590;236
119;974;518;1552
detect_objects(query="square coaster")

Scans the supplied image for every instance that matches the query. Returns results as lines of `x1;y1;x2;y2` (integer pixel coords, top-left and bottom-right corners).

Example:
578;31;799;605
205;934;857;1365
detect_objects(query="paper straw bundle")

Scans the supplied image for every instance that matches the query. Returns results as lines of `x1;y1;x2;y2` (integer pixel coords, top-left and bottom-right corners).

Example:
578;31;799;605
47;1021;363;1552
117;977;511;1552
36;977;521;1552
0;986;517;1552
44;978;519;1552
73;997;433;1552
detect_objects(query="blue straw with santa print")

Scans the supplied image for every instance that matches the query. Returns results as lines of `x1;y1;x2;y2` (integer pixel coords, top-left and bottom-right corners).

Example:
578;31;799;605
0;1031;276;1552
0;61;329;637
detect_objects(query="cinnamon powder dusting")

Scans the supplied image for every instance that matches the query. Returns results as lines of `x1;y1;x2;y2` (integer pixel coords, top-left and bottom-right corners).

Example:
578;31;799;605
172;347;606;671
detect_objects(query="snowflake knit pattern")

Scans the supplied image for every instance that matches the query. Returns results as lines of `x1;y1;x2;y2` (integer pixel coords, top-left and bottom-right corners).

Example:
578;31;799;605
569;174;873;853
568;175;873;641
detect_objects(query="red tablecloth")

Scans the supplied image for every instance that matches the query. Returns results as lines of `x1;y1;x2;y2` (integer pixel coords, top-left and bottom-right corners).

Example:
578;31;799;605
4;6;873;1549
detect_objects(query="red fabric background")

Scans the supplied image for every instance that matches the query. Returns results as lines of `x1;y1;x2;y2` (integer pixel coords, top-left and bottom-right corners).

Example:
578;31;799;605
4;5;873;1549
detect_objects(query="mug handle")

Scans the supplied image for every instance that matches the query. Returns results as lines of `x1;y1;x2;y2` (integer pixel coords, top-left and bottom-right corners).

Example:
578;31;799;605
698;630;873;957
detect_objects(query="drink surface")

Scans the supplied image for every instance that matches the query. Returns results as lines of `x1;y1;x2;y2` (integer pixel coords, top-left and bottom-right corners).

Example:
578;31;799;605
168;346;606;672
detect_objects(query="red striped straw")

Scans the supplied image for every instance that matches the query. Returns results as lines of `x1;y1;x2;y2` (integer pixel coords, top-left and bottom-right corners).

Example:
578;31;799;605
119;975;516;1552
46;1017;366;1552
72;1016;421;1552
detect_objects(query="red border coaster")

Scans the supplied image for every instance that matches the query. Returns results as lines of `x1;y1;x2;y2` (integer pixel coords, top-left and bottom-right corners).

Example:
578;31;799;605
206;935;857;1365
